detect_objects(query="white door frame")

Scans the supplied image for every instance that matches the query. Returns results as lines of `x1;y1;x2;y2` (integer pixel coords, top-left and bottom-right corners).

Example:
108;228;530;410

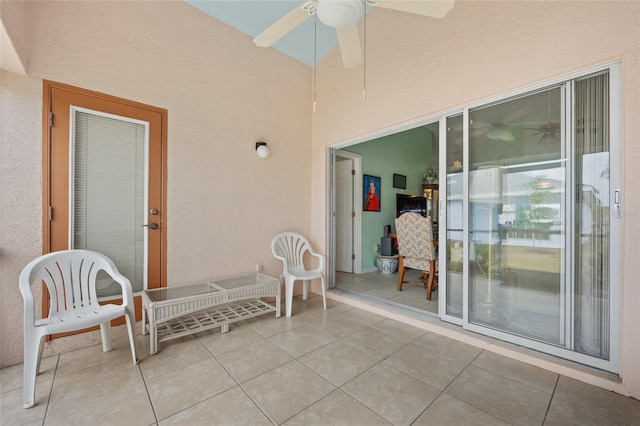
334;150;362;274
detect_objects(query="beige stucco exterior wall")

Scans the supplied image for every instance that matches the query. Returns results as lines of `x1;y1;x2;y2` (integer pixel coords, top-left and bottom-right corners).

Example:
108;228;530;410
310;1;640;398
0;1;311;366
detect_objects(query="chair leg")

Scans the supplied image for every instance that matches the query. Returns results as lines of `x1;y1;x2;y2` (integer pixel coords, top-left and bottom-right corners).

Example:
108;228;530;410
426;260;436;300
285;277;295;317
320;276;327;310
125;306;139;364
100;321;112;352
302;280;308;301
397;257;406;291
23;334;44;408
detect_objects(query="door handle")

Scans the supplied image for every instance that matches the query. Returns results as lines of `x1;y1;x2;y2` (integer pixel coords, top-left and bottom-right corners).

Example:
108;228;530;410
613;188;621;218
143;223;159;229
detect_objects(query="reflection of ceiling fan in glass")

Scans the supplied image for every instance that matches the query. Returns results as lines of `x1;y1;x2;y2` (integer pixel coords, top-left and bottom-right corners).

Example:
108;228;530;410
253;0;455;68
525;122;561;145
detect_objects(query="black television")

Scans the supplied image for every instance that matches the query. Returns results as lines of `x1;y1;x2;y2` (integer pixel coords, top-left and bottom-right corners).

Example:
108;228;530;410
396;194;427;218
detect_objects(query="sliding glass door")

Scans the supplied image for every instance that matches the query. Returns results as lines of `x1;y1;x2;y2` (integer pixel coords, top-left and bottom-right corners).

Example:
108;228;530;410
440;65;619;371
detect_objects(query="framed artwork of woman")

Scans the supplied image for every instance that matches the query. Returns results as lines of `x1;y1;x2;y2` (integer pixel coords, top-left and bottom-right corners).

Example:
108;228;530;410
363;175;381;212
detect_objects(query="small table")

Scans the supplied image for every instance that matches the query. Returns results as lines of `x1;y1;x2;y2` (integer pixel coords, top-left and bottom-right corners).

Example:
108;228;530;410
142;273;281;354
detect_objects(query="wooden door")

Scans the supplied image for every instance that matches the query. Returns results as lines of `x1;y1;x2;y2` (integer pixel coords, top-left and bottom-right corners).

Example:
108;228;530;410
43;80;167;321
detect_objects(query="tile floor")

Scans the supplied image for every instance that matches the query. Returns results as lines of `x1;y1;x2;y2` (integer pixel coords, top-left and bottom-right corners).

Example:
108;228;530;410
335;269;439;315
2;294;640;426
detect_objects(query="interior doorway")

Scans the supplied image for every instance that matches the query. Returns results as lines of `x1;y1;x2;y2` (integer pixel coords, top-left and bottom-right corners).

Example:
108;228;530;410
329;123;440;316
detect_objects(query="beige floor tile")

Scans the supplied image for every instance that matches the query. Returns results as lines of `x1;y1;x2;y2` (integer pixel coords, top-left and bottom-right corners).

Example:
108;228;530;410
55;335;141;377
0;378;51;425
383;343;473;390
554;376;640;425
335;272;369;283
413;332;482;363
215;340;293;383
138;335;212;380
268;325;337;358
472;350;558;394
299;340;378;386
544;397;628;426
158;386;272;426
307;313;369;339
196;322;265;356
242;360;336;425
447;365;551;426
284;389;392;425
325;300;357;314
45;363;155;426
244;312;301;337
339;307;388;326
372;318;428;343
341;363;441;425
414;393;511;426
340;327;406;360
363;287;404;300
389;292;431;310
146;357;237;421
0;355;57;394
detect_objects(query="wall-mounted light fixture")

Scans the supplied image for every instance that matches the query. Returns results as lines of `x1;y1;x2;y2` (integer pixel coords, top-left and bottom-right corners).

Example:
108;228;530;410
256;141;270;159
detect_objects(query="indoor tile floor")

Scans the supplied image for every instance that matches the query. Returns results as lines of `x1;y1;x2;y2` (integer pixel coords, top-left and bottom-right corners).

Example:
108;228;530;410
2;295;640;426
335;269;439;315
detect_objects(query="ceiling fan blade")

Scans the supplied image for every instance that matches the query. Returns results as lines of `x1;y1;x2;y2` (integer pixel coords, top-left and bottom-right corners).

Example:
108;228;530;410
336;23;362;68
253;5;311;47
375;0;454;19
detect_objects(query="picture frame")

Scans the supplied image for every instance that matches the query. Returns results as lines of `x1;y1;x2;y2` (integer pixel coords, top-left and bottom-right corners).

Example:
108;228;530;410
392;173;406;189
363;175;381;212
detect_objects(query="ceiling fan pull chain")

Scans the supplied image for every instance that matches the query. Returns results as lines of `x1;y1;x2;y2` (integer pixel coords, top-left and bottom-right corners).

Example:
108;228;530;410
362;0;367;101
313;12;318;112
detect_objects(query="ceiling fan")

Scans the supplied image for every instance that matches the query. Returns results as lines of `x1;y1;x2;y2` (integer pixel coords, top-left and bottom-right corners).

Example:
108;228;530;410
253;0;455;68
525;122;561;144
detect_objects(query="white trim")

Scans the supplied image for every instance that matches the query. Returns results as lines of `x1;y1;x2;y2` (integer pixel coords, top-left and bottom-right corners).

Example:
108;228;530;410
335;149;363;274
607;61;622;373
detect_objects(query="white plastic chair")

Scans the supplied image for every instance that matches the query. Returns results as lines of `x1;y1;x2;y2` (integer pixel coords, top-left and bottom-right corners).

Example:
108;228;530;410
19;250;138;408
271;232;327;317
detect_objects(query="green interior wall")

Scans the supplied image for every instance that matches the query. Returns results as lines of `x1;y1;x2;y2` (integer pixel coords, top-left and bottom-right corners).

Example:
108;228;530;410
345;126;434;271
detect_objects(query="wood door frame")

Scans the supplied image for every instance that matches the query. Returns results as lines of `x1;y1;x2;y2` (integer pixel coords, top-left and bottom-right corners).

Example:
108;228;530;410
42;80;168;322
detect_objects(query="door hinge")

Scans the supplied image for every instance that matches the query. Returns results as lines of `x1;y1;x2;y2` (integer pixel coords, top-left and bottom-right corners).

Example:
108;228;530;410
352;254;355;260
48;112;54;128
351;169;355;175
48;206;53;221
352;211;355;218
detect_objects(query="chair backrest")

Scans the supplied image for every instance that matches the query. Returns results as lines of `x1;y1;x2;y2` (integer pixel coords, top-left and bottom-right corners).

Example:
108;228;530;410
271;232;313;270
19;250;123;318
395;212;435;261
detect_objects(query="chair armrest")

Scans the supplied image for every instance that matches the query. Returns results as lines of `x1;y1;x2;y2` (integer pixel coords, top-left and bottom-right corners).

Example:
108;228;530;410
100;257;134;302
307;249;325;272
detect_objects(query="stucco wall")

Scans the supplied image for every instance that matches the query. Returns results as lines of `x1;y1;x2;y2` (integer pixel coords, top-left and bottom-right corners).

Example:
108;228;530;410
0;71;43;366
0;1;311;366
310;1;640;397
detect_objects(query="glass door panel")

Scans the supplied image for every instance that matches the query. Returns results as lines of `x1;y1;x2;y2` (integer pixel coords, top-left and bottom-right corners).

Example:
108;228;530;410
438;67;617;369
72;109;147;298
467;88;566;345
445;115;464;318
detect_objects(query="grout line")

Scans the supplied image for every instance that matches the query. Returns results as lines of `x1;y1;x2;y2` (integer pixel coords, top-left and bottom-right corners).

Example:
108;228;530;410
542;375;561;424
137;360;159;424
41;354;60;424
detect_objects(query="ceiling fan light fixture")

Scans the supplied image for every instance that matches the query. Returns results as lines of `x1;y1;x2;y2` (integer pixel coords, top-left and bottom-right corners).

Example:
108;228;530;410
317;0;364;28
